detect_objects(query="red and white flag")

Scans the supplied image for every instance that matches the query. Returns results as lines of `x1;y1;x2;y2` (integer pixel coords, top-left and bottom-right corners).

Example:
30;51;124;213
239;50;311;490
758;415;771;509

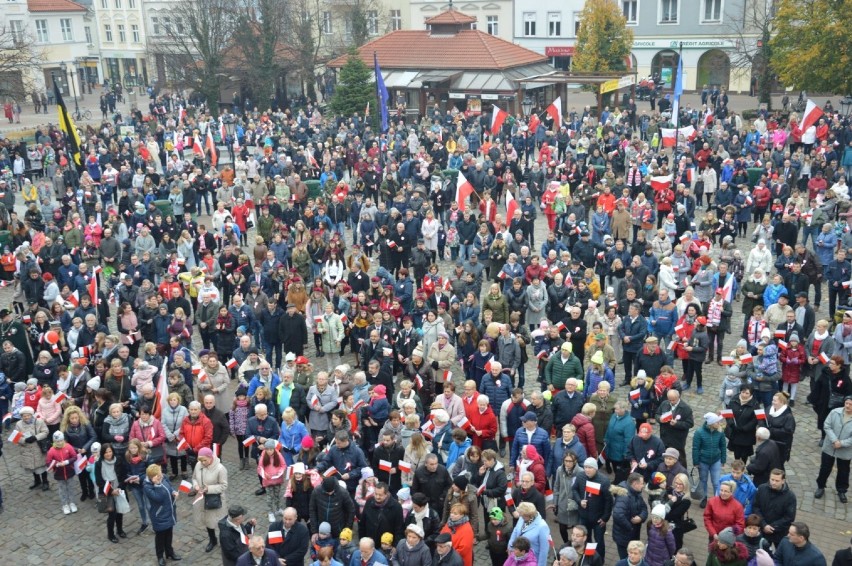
585;481;601;495
740;353;753;364
774;329;786;339
176;437;189;451
242;436;257;447
484;357;494;373
721;357;735;366
7;429;23;444
754;408;766;420
54;392;67;404
545;96;562;126
268;530;283;544
819;352;831;364
103;483;113;496
490;105;508;136
240;532;250;546
585;543;598;556
74;455;87;475
777;340;788;351
457;416;470;430
801;99;825;131
629;389;641;401
397;461;412;474
226;358;238;370
660;411;673;423
504;493;515;507
378;460;393;473
323;466;338;478
650;175;672;192
443;370;452;383
544;489;554;503
505;189;518;222
720;408;734;419
179;480;193;493
477;483;486;496
455;171;475;211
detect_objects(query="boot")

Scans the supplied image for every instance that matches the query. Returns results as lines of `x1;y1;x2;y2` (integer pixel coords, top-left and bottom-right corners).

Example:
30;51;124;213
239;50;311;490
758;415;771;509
41;473;50;491
205;528;218;553
240;458;247;471
29;473;42;490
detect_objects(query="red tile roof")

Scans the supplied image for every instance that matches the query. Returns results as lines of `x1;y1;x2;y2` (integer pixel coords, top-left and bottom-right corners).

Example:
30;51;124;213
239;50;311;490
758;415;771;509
424;9;477;25
328;30;547;70
28;0;86;11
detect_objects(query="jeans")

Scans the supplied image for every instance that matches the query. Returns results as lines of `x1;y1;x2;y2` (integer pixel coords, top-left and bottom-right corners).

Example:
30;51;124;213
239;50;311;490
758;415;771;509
196;192;212;215
129;485;149;524
755;388;774;410
56;478;74;506
698;461;722;498
458;244;473;261
582;520;607;561
802;224;820;247
262;339;282;370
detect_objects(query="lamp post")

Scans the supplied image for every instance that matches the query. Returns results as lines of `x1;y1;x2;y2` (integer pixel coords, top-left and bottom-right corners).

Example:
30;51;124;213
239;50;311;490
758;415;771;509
521;95;533;117
841;96;852;118
60;62;80;114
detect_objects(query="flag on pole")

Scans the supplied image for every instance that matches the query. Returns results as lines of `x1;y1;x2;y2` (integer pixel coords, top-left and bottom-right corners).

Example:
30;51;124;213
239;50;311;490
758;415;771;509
455;171;475;211
206;128;217;167
374;52;390;133
629;389;641;401
179;480;193;493
323;466;338;478
671;54;683;126
158;359;170;424
176;437;189;451
242;436;257;447
504;493;515;507
585;481;601;495
801;99;825;131
103;482;113;496
739;353;754;364
490;105;508;135
650;175;673;191
397;461;412;474
545;97;563;126
378;460;393;473
722;274;734;303
720;356;735;366
505;189;518;221
660;411;673;423
720;408;734;419
8;429;23;444
754;408;766;420
819;352;831;364
54;82;82;167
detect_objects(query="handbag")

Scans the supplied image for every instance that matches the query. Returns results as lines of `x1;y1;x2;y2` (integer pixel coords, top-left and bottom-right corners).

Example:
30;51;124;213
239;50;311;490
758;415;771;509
829;391;845;410
679;514;698;534
203;493;222;510
688;467;703;500
37;437;51;454
98;495;115;514
114;489;131;514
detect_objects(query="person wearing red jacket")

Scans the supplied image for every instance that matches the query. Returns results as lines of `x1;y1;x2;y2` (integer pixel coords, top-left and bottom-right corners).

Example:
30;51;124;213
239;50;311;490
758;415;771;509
703;480;745;540
519;444;547;494
179;402;213;455
571;410;598;459
752;183;771;224
46;430;81;514
654;187;675;229
468;396;498;450
461;380;480;423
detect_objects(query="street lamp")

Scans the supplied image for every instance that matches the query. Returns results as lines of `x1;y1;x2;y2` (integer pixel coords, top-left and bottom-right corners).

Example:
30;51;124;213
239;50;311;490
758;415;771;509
60;62;80;115
521;95;533;117
840;96;852;118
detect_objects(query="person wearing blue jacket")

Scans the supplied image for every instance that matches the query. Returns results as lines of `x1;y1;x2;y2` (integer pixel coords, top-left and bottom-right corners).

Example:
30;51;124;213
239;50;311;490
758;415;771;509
692;412;727;505
610;474;649;560
814;222;838;269
719;460;758;515
480;368;512;418
603;402;637;484
315;431;369;495
143;463;180;566
510;412;551;468
445;429;472;469
617;303;648;386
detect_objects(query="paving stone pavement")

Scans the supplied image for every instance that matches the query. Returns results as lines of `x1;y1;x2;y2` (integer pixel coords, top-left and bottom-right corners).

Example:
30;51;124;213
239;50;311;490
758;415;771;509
1;198;850;565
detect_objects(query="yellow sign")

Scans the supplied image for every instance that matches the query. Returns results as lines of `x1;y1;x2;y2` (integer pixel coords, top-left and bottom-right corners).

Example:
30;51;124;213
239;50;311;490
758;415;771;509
599;79;619;94
599;75;637;94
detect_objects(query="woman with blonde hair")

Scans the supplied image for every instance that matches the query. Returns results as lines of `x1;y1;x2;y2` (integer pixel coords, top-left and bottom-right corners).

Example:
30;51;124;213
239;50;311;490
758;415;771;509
61;404;97;500
402;432;431;486
161;391;190;480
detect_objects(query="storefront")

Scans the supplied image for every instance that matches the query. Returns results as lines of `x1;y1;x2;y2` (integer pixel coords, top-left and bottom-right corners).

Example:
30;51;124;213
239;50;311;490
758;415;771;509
631;38;747;93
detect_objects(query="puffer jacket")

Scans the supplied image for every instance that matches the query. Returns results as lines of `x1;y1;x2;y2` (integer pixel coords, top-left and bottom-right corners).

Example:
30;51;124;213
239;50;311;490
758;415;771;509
308;482;355;536
544;354;583;390
393;538;432;566
610;482;649;547
144;476;177;532
603;412;636;462
479;372;512;416
692;423;727;466
570;413;598;459
645;522;677;566
101;412;132;455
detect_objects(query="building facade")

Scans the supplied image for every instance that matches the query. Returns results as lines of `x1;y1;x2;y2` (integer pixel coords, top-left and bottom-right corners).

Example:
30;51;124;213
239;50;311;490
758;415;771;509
92;0;148;90
510;0;587;71
410;0;513;42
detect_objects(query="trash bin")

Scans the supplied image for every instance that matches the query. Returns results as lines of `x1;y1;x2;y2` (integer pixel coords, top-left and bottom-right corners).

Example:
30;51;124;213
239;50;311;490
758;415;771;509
747;168;763;188
152;200;173;219
305;180;322;199
0;230;10;250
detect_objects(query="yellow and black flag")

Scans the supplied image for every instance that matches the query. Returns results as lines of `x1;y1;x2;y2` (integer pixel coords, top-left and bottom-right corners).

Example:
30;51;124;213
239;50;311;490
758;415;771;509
53;82;82;168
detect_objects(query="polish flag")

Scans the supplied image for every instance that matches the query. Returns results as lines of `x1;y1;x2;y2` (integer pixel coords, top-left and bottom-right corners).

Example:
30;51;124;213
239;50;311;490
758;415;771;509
242;435;257;447
192;364;203;375
498;270;508;280
629;389;641;401
7;429;23;444
103;483;112;496
490;105;508;136
754;408;766;420
504;493;515;507
661;128;678;148
536;350;548;360
477;483;486;496
457;416;470;430
414;374;423;389
397;461;412;474
176;437;189;451
777;340;788;351
178;480;193;493
443;370;452;382
545;97;563;126
505;190;518;222
387;240;397;249
774;329;786;339
585;481;601;495
555;321;567;332
421;421;435;433
192;135;203;156
213;443;220;457
721;357;735;365
720;408;734;419
74;455;87;475
54;392;67;404
177;105;187;126
544;489;554;503
353;399;366;411
660;411;673;423
484;358;494;373
268;530;283;544
323;466;338;478
226;358;238;370
585;543;598;556
2;412;11;425
650;175;672;192
88;275;99;306
844;280;852;290
739;353;753;364
455;171;475;211
311;396;320;408
801;99;825;131
378;460;393;473
65;291;80;308
819;352;831;364
240;532;250;546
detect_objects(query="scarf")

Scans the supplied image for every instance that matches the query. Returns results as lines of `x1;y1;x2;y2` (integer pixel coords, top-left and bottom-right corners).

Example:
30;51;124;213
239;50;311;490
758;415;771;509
769;404;787;418
412;505;429;529
101;457;118;485
707;299;723;326
447;515;469;530
813;329;829;341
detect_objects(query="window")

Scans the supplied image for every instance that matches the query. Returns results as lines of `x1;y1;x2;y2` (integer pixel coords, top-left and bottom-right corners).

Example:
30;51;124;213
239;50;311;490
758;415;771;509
523;12;536;36
367;10;378;35
35;19;48;43
548;12;561;36
61;19;73;41
114;0;121;8
389;9;401;31
660;0;678;23
321;11;332;34
132;24;139;42
9;20;24;43
85;25;92;44
623;0;638;24
104;23;112;42
162;17;171;34
702;0;722;22
174;17;184;33
128;0;134;7
151;16;160;36
486;15;498;35
118;24;126;42
100;0;107;8
574;12;582;35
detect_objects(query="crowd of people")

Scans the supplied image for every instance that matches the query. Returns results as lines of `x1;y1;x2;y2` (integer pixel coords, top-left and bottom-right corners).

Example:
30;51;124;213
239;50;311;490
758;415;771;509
0;90;852;566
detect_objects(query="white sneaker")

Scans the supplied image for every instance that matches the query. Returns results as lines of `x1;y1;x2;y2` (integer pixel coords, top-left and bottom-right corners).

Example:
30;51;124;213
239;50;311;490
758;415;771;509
69;503;78;513
268;512;276;523
62;505;71;515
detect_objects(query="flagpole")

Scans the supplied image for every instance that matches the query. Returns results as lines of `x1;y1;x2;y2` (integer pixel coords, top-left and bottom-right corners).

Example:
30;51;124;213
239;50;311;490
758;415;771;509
671;42;683;192
374;51;386;175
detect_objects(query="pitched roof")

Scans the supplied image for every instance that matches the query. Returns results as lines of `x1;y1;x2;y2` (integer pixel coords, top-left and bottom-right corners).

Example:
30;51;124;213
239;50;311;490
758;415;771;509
424;9;477;25
27;0;86;11
328;30;547;71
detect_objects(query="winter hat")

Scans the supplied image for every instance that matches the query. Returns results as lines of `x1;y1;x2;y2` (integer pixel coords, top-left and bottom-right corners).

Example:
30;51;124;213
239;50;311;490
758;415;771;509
663;447;680;459
291;462;306;475
590;351;604;365
198;447;214;459
26;378;37;386
301;435;315;450
736;339;748;349
638;423;653;435
636;370;647;379
651;504;667;519
789;332;800;343
381;533;394;546
718;527;736;546
90;442;101;454
339;528;353;542
14;382;25;392
583;457;599;470
704;412;723;426
264;439;276;450
755;549;774;566
318;522;332;535
405;524;424;539
87;376;101;390
453;476;469;491
652;472;667;487
373;384;387;397
397;487;411;501
361;467;374;479
20;406;34;415
235;383;248;397
412;345;424;358
321;477;337;493
52;431;65;442
489;507;504;521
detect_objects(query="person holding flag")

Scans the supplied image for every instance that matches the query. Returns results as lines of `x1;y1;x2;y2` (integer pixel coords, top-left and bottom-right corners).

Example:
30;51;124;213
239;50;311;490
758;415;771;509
571;457;613;561
143;463;182;566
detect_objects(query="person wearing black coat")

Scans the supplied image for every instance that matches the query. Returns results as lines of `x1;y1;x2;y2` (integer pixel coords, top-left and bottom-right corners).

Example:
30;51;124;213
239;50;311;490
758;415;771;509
751;471;797;549
832;538;852;566
371;435;405;493
404;493;443;551
218;507;256;566
308;477;355;537
510;480;547;519
360;483;405;543
726;387;760;462
62;408;97;500
746;432;783;487
267;508;310;566
94;444;129;542
572;463;614;561
655;392;694;469
235;546;281;566
765;399;796;463
411;456;453;512
278;305;307;356
202;398;230;451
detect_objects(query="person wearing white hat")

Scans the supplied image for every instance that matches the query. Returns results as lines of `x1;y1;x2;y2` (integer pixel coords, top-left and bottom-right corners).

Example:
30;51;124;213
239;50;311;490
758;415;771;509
645;504;675;565
15;405;50;490
692;412;727;508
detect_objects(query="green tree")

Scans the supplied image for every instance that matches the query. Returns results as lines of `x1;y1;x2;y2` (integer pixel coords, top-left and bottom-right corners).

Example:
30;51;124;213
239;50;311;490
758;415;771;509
573;0;633;74
771;0;852;96
329;50;373;117
230;0;288;111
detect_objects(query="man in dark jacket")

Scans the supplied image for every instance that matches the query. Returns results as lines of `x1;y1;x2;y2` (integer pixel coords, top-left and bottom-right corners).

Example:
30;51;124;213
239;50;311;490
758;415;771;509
202;394;230;453
551;378;585;431
308;476;355;538
572;458;614;561
433;533;464;566
746;428;783;487
752;469;797;549
655;390;694;468
256;301;284;370
315;431;369;495
411;453;453;512
235;536;281;566
278;303;307;356
372;433;405;493
361;482;404;543
404;493;443;550
218;506;255;566
617;302;648;385
611;473;649;559
266;507;309;566
635;337;667;380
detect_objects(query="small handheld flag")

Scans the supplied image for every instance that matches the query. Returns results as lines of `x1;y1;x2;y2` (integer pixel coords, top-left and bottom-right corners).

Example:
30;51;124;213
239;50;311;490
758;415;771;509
323;466;338;478
720;409;734;419
378;460;393;473
629;389;641;401
268;530;283;544
754;408;766;420
179;480;193;494
585;481;601;495
397;461;412;474
8;430;23;444
585;543;598;556
504;493;515;507
659;411;673;423
176;437;189;451
242;436;257;447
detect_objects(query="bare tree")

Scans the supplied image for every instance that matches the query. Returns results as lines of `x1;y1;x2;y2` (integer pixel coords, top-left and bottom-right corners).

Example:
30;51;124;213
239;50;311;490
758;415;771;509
148;0;236;113
281;0;326;103
0;23;45;101
723;0;776;107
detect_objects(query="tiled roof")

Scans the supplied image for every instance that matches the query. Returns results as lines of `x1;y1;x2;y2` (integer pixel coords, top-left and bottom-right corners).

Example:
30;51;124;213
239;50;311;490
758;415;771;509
424;9;477;25
328;30;547;71
28;0;86;11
